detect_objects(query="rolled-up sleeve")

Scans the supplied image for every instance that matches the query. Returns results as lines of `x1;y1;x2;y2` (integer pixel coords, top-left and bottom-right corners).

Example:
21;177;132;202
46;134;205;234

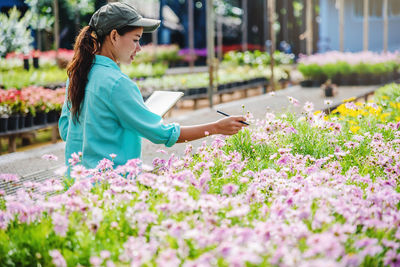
111;77;180;147
59;81;70;141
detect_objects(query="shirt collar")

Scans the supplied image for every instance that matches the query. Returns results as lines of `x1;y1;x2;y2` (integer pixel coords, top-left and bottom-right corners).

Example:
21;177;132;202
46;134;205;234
94;55;120;71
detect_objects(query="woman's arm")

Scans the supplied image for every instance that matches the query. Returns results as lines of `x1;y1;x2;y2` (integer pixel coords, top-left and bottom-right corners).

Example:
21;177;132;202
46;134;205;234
177;116;248;143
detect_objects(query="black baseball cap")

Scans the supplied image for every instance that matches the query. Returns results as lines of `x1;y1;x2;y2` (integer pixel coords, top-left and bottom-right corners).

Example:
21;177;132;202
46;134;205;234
89;2;161;36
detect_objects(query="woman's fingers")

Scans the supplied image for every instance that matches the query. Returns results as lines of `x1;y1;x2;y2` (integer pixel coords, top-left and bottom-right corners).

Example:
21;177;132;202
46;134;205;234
215;115;248;135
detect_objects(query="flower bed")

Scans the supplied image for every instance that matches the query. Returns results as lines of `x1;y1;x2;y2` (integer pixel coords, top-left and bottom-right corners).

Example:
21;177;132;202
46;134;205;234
0;84;399;266
298;51;400;87
0;86;64;132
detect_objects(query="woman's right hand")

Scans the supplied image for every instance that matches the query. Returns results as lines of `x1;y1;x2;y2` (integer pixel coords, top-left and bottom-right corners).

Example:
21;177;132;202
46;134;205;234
213;116;248;135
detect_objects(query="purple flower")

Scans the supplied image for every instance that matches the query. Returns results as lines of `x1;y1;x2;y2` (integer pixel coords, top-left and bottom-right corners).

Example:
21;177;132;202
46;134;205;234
49;250;67;267
0;173;19;183
303;101;314;112
384;249;400;267
288;96;300;106
52;212;69;237
70;165;89;180
100;250;111;259
68;152;81;166
90;256;103;267
41;154;58;161
156;249;180;266
222;183;239;195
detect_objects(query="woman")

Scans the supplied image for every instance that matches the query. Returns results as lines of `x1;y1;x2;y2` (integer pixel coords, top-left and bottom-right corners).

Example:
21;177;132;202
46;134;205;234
59;2;247;169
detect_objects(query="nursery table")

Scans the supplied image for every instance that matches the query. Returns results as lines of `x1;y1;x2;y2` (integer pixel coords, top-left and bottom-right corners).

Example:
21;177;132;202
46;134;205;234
0;123;59;153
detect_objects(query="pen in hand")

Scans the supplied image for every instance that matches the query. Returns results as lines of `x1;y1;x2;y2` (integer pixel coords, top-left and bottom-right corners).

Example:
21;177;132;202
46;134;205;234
217;110;250;125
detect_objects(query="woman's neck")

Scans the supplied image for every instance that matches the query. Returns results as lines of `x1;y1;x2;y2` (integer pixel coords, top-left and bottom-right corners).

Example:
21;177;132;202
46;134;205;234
98;42;118;64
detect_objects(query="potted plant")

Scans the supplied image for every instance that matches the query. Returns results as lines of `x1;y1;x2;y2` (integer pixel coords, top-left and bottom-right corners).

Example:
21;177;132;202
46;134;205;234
321;79;337;97
321;64;339;86
298;64;315;87
33;101;49;125
0;104;10;132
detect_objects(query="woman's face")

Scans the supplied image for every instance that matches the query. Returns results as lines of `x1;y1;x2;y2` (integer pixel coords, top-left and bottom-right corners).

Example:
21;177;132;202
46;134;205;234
113;27;144;65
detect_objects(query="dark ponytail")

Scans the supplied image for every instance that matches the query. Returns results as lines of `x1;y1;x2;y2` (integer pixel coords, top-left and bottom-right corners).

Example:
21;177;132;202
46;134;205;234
67;26;102;122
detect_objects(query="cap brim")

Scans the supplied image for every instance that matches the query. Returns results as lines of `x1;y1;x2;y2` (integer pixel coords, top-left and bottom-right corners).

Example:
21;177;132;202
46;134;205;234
131;18;161;33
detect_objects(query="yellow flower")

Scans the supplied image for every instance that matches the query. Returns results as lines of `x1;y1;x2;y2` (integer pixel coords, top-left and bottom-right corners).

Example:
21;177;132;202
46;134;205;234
379;113;390;122
343;97;356;103
348;120;357;125
390;102;400;110
381;95;389;100
350;126;360;134
314;111;322;116
355;102;364;107
396;116;400;122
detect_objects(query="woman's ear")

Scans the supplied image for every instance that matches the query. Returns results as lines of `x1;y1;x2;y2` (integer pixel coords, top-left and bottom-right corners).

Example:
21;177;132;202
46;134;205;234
109;29;119;46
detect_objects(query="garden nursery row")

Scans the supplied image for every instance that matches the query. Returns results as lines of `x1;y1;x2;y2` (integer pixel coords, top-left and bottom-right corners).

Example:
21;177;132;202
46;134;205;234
0;83;399;266
298;51;400;87
0;87;64;133
0;48;293;90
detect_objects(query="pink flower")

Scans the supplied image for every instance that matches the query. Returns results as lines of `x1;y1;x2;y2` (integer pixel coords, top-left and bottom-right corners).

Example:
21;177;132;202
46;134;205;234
42;154;58;161
0;173;19;183
384;249;400;267
288;96;300;106
100;250;111;259
90;256;103;267
68;152;81;166
222;183;239;195
156;249;180;266
96;158;114;170
49;250;67;267
52;212;69;237
303;101;314;112
71;165;89;180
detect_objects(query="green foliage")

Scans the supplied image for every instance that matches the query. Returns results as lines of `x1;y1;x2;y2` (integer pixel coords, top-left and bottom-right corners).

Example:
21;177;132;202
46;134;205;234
223;50;295;67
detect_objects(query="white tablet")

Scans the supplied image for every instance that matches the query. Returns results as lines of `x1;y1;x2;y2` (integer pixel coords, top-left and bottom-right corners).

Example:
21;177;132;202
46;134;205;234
144;91;184;117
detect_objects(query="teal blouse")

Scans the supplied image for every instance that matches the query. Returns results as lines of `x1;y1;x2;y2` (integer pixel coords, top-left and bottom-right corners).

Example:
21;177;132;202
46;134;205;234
59;55;180;169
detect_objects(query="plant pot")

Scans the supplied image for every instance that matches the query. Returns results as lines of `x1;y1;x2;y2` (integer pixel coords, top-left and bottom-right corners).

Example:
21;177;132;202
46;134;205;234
324;86;334;97
356;74;365;85
340;74;351;86
18;114;25;129
23;58;30;71
8;115;20;131
47;110;59;123
300;80;314;88
33;57;39;69
332;74;341;85
25;114;34;128
198;87;207;94
187;88;197;96
34;112;47;125
312;80;324;87
0;117;8;132
394;70;400;80
217;84;226;91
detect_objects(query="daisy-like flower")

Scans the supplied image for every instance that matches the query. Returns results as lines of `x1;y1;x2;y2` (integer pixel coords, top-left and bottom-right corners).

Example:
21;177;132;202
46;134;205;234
42;154;58;161
288;96;300;106
303;101;314;113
